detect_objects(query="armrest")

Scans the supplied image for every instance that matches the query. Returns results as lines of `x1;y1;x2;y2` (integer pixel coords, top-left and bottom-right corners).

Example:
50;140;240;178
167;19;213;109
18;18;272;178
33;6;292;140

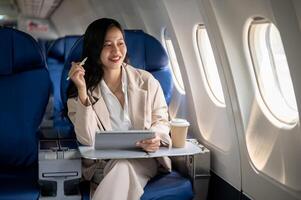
38;139;82;200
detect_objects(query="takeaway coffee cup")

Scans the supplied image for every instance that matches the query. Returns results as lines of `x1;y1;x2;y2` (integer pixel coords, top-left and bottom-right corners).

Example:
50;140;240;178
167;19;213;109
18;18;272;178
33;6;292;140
170;118;190;148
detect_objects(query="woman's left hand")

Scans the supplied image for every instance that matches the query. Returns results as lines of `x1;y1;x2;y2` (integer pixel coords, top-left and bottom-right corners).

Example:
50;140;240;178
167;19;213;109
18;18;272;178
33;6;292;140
136;134;161;152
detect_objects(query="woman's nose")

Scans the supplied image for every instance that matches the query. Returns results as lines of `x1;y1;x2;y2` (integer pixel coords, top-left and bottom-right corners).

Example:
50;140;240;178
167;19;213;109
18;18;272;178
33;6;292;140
111;44;119;53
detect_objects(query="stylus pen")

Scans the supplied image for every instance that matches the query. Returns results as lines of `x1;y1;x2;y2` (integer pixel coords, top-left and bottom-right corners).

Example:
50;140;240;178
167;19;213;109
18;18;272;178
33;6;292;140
66;57;88;80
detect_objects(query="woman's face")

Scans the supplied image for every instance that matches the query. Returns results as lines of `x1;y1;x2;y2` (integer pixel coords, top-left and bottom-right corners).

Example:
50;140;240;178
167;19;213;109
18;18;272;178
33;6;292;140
100;26;127;71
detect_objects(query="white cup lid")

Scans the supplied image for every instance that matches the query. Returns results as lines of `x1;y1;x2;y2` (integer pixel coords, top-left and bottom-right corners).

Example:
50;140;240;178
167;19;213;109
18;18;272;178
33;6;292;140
170;118;190;127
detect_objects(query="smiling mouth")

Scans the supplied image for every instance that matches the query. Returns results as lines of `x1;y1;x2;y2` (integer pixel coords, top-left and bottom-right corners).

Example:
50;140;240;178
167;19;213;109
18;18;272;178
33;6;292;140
109;56;122;63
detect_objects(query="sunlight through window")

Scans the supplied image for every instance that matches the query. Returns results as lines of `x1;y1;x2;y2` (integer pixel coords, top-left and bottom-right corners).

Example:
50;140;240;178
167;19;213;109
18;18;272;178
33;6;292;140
249;21;298;124
196;25;225;106
163;29;185;94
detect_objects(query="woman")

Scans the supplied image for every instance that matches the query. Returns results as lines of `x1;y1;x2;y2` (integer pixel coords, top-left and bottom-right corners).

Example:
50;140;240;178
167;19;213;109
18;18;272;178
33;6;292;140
67;18;171;200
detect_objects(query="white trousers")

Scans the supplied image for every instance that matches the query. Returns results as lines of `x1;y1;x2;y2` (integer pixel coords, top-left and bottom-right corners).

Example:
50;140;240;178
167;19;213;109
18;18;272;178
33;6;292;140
91;158;158;200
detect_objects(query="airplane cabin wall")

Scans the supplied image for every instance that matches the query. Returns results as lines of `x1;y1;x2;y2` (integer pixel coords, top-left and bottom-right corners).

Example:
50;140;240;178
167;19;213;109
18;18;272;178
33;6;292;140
203;0;301;199
292;0;301;31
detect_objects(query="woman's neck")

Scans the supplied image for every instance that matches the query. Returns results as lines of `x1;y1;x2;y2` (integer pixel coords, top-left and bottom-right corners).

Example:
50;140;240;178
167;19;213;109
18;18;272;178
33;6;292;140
103;67;122;91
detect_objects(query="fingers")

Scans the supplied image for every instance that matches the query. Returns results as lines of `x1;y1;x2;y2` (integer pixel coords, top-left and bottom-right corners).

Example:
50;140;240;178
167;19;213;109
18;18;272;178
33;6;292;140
136;135;161;152
137;142;160;152
137;135;160;145
71;70;85;81
143;146;159;152
68;62;85;79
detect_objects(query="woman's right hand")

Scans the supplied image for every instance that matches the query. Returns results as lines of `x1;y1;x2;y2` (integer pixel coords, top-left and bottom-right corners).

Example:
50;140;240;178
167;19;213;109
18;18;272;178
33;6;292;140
68;62;89;105
68;61;86;90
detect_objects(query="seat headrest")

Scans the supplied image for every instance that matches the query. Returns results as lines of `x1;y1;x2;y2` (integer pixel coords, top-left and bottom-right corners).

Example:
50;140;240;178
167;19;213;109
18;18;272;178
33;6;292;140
0;27;45;75
47;35;80;62
125;30;169;71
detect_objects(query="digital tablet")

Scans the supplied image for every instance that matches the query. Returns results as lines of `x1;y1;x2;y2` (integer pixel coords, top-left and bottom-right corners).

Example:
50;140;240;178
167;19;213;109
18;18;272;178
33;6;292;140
94;130;155;150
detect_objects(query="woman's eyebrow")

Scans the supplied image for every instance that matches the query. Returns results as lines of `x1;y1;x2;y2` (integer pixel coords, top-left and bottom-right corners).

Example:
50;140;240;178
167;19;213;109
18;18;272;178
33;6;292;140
104;37;124;42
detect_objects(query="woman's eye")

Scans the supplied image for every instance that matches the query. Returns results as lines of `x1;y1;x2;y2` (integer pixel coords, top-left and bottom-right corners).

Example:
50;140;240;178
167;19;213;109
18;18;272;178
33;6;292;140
104;43;111;47
118;42;124;46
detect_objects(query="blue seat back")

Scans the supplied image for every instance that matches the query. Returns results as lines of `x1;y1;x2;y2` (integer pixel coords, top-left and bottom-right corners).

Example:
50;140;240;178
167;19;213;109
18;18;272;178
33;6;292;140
125;30;173;104
37;38;53;58
47;35;80;122
0;27;51;199
61;30;173;107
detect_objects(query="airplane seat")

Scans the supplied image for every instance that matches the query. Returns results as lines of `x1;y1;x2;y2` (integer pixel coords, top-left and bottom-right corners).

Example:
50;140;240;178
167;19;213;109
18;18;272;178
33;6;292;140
0;27;51;200
37;38;53;58
61;30;193;200
44;35;80;138
125;30;173;104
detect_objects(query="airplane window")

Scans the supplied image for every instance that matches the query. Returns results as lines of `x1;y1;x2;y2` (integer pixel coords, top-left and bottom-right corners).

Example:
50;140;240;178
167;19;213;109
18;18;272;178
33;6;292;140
196;25;225;106
163;29;185;94
249;21;298;125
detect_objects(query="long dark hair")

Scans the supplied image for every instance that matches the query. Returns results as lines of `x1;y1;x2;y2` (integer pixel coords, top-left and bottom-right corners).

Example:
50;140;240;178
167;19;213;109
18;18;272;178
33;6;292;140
67;18;128;98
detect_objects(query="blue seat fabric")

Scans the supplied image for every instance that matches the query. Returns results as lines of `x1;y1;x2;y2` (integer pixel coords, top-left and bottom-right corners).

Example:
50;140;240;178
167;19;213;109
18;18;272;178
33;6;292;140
125;30;173;104
141;171;194;200
0;28;51;200
37;38;53;58
46;35;80;137
62;30;192;200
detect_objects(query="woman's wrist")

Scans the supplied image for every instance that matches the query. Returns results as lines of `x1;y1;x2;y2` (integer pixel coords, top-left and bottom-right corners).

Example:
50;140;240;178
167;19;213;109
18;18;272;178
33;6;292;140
78;88;89;106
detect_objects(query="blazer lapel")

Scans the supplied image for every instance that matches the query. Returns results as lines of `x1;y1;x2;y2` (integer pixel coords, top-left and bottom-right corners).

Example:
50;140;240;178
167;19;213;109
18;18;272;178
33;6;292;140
125;65;147;130
128;85;147;130
89;85;112;131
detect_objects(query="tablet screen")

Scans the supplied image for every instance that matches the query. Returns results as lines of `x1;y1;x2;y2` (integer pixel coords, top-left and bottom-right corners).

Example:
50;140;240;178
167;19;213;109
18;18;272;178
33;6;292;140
94;130;155;150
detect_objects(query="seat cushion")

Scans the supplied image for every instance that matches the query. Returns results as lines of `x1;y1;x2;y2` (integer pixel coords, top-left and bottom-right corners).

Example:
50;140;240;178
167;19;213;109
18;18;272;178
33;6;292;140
141;171;194;200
